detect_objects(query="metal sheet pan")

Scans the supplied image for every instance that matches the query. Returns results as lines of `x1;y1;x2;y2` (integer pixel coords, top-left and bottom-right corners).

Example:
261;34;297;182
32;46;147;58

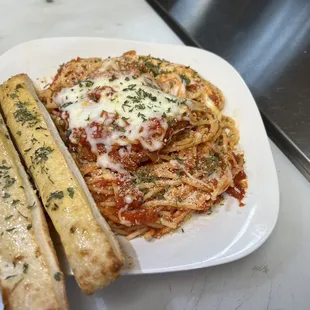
147;0;310;181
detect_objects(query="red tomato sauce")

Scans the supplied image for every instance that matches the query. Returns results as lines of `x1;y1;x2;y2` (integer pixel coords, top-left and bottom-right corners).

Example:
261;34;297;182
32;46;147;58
226;171;247;206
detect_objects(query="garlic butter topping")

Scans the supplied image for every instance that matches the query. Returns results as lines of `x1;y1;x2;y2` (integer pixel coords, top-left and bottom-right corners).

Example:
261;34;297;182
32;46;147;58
54;72;191;173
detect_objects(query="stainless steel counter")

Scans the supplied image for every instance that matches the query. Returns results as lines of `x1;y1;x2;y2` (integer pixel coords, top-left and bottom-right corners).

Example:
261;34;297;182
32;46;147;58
147;0;310;180
1;1;310;309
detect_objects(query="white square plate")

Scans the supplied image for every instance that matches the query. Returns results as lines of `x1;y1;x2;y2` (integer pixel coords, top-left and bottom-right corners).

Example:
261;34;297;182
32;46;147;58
0;37;279;275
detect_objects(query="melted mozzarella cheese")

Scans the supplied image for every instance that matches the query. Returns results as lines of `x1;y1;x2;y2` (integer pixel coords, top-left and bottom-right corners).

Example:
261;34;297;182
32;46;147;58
55;75;188;129
97;153;126;174
54;73;190;173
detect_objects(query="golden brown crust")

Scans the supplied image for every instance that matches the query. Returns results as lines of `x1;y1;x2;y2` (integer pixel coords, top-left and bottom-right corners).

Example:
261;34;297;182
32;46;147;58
0;86;68;310
0;74;124;295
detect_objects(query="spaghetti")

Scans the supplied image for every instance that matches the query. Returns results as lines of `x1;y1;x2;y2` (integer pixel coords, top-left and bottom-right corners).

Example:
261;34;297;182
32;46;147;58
39;51;247;240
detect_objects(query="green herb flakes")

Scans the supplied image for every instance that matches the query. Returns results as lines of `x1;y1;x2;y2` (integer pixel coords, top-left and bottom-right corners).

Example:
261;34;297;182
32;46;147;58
5;275;17;280
67;187;74;198
32;146;53;165
47;191;64;203
9;93;18;99
27;202;35;209
179;74;191;85
51;203;59;211
54;272;61;281
18;211;29;220
62;102;73;109
23;263;29;274
145;62;160;76
176;168;183;176
3;177;16;189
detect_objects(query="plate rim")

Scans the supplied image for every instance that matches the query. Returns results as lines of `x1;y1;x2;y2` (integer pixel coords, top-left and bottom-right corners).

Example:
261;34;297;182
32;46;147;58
0;37;280;275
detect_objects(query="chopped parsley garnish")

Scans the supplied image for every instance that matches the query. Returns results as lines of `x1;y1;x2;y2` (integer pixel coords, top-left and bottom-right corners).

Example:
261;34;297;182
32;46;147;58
175;157;184;164
32;146;53;165
122;100;131;111
176;168;183;176
51;203;59;211
109;74;117;82
54;272;61;281
31;137;38;144
62;102;73;108
3;176;16;188
127;88;157;104
135;103;146;110
134;168;158;184
79;80;94;87
0;165;10;170
179;74;191;85
123;84;136;91
167;119;174;126
26;224;32;230
18;211;29;220
85;80;94;87
13;101;39;127
67;187;74;198
137;112;147;122
5;215;13;221
144;62;160;76
35;126;46;130
23;263;29;274
2;193;10;199
157;194;165;200
6;228;15;232
165;97;177;103
47;190;64;203
203;151;220;175
5;275;17;280
9;93;18;99
27;202;35;209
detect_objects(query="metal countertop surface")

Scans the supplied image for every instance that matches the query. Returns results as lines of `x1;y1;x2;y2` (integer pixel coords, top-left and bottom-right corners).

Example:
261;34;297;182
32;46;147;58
147;0;310;180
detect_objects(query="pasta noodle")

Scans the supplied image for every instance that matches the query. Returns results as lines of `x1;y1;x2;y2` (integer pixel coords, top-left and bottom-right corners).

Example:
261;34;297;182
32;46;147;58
39;51;247;240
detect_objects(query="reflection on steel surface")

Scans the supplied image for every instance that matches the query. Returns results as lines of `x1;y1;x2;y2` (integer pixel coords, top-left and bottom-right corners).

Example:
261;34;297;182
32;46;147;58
148;0;310;181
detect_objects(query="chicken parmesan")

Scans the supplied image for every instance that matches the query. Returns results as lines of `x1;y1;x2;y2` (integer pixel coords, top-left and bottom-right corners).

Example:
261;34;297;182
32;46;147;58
40;51;247;240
